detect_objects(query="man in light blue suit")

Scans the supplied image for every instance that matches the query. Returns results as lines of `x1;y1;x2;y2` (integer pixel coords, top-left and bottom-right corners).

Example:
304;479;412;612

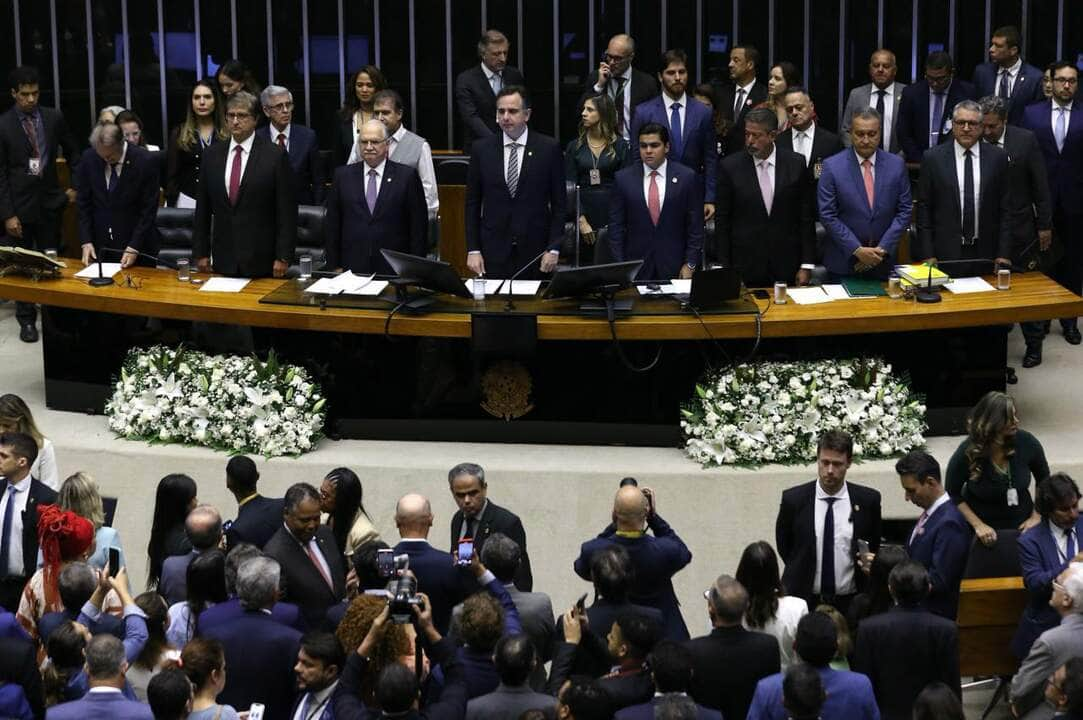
630;48;717;220
1013;473;1083;659
46;634;153;720
972;26;1045;127
818;107;912;280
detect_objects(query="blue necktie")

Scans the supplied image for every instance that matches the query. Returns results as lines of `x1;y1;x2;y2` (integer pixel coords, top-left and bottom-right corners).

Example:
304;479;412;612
1055;108;1067;153
821;497;837;596
1068;529;1077;561
0;484;17;579
669;102;683;158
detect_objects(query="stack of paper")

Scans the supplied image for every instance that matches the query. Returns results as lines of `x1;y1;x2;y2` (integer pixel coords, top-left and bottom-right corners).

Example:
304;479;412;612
199;277;250;292
75;263;123;279
785;287;834;305
943;277;995;294
463;279;543;296
635;279;692;295
305;271;375;295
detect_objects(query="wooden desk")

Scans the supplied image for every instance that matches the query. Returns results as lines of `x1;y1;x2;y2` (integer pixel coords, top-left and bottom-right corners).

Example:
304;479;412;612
958;576;1027;677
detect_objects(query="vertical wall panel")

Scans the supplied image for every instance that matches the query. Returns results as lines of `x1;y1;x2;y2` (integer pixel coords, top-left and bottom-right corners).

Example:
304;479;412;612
414;0;448;145
558;0;589;141
702;0;735;87
808;0;841;130
846;0;880;109
236;0;270;90
522;0;555;135
883;1;915;82
306;0;340;144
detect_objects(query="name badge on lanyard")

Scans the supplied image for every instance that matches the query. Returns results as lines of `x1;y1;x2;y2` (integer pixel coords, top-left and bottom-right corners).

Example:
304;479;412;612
27;158;41;175
1006;487;1019;507
589;168;601;186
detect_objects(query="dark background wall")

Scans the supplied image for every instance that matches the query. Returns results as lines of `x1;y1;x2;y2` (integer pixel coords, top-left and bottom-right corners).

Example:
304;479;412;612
2;0;1081;154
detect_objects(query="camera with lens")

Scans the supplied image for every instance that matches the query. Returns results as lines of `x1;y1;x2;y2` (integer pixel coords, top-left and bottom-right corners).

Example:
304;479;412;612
387;573;423;624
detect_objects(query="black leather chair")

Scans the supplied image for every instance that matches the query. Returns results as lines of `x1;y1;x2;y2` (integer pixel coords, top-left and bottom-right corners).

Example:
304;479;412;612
295;204;327;269
963;530;1022;579
155;207;195;267
434;157;470;185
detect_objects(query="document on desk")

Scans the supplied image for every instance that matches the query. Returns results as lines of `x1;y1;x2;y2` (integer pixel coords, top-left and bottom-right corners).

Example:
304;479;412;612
943;277;996;294
74;263;123;279
463;279;543;296
304;271;375;295
635;279;692;295
822;284;875;300
786;286;834;305
342;280;388;296
199;277;251;292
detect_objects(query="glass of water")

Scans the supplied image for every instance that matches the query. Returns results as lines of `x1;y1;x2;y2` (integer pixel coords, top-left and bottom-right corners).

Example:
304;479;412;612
176;258;190;282
299;255;313;280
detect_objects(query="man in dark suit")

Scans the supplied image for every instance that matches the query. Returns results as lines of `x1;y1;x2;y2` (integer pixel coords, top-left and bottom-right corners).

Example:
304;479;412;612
455;29;525;153
775;430;882;614
202;555;302;720
46;635;154;720
325;119;427;275
465;634;557;720
465;85;564;279
193;90;296;278
684;575;780;720
1014;474;1083;659
841;49;908;155
75;122;160;269
777;87;843;174
1022;62;1083;346
896;450;972;620
264;483;347;629
199;544;306;634
258;84;325;205
581;34;659;141
0;636;43;720
574;485;692;641
630;49;718;219
972;26;1045;127
224;455;284;550
916;99;1012;265
981;95;1054;367
394;492;475;635
818;108;912;280
39;562;124;642
853;561;961;720
158;505;222;606
0;431;57;612
289;632;343;720
896;51;978;161
447;462;532;593
716;107;816;288
0;66;80;342
615;641;721;720
608;122;703;280
712;45;768;157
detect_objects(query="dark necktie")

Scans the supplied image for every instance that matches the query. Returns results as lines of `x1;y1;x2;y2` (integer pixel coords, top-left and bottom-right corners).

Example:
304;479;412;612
277;132;286;148
963;149;976;242
669;102;683;158
613;77;627;134
463;515;478;539
875;90;886;149
0;484;16;578
931;92;945;145
821;497;837;596
998;70;1010;100
108;163;119;193
1068;529;1077;560
734;88;745;116
228;146;243;206
21;116;39;158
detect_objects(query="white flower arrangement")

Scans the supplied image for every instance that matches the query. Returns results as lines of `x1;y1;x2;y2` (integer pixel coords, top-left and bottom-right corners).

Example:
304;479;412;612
681;358;927;467
106;346;326;457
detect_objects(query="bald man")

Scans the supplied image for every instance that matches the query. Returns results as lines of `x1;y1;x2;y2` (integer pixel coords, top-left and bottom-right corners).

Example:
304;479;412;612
581;33;659;141
573;486;693;640
159;504;223;605
393;493;477;634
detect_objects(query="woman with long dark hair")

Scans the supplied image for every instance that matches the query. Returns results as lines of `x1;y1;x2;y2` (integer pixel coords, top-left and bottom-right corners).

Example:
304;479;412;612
336;65;387;166
166;550;227;648
127;592;180;701
214;59;261;98
319;467;380;560
735;541;808;669
147;474;198;589
761;61;800;130
165;81;226;207
911;681;965;720
846;544;907;640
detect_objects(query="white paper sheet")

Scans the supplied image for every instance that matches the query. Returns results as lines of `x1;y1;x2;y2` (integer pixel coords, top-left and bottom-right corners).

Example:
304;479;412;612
74;263;122;279
635;279;692;295
303;271;375;295
175;193;197;209
198;277;251;292
342;280;389;296
822;283;876;300
463;279;543;296
786;286;834;305
943;276;996;294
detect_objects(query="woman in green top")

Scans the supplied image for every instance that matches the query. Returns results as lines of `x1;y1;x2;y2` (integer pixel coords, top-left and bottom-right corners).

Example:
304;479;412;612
945;391;1050;546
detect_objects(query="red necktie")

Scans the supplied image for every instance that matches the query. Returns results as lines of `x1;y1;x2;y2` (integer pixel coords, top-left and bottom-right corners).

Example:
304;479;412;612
862;159;875;209
228;146;243;206
648;170;660;226
305;541;334;591
277;133;286;148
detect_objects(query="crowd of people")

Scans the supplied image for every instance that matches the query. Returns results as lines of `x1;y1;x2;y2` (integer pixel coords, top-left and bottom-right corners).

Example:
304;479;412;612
0;388;1079;718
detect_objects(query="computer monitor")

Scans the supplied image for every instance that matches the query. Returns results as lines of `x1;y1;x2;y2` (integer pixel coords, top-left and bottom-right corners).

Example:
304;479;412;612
683;266;742;308
542;260;643;300
380;249;473;299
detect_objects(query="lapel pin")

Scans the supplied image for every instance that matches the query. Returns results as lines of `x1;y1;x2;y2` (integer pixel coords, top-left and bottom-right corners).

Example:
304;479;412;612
527;151;533;157
671;177;677;183
854;504;860;512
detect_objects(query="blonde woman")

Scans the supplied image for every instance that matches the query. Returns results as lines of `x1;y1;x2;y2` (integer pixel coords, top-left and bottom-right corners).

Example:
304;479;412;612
57;471;126;572
0;394;57;490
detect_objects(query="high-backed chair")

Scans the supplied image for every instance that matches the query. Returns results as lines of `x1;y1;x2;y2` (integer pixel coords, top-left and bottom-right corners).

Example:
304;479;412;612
154;207;195;267
295;204;327;269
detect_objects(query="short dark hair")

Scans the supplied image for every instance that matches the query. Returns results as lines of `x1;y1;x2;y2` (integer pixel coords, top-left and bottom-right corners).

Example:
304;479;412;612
1036;473;1082;517
658;48;688;75
479;532;521;583
351;540;392;591
493;633;535;687
614;611;661;660
925;51;955;73
284;483;320;514
496;85;531;110
8;66;39;91
637;121;670;145
114;109;144;130
560;677;611;720
912;681;965;720
733;44;761;70
783;663;826;720
0;431;38;467
794;611;838;666
895;449;941;484
226;455;259;493
376;663;419;713
147;668;191;720
590;545;633;600
744;107;779;132
373;89;405;113
448;462;485;485
817;429;853;460
992;25;1021;51
1051;61;1079;78
301;631;345;675
889;560;931;606
648;640;692;693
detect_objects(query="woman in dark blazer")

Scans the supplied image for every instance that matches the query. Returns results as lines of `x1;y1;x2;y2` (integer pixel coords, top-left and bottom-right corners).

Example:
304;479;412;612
334;65;387;168
165;80;225;207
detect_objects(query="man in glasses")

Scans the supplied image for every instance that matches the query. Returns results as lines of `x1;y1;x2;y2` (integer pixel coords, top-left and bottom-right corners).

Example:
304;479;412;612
193;90;296;279
581;33;658;141
258;85;325;205
897;51;976;161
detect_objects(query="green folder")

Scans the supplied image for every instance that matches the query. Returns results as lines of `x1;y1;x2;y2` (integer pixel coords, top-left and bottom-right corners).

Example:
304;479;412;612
841;277;887;297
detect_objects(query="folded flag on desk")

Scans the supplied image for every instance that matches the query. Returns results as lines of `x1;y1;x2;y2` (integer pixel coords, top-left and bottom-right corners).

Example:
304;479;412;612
896;263;950;287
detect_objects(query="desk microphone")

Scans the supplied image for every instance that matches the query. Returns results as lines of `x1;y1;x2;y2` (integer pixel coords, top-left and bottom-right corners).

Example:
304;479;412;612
495;249;550;311
917;257;1000;304
98;245;181;271
87;228;117;287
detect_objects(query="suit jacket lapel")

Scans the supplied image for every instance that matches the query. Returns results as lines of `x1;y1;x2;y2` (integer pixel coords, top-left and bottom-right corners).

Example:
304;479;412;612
371;162;393;218
234;140;257;207
871;151;887;214
847;152;873;213
746;154;770;218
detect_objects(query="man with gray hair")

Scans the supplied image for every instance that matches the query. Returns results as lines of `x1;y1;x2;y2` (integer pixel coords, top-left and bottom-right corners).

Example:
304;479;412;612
258;84;324;204
159;504;222;605
916;98;1012;266
1011;562;1083;719
38;561;124;641
193;89;296;278
46;635;153;719
448;462;533;591
455;29;526;152
203;555;303;720
196;543;306;633
76;118;161;269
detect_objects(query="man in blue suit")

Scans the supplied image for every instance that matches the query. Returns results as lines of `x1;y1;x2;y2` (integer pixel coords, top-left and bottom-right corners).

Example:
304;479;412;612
1022;62;1083;345
465;85;564;280
608;122;703;280
574;485;692;641
1013;473;1083;659
46;635;153;720
258;85;325;205
896;450;971;620
325;119;427;275
818;108;912;279
76;122;160;268
224;455;284;550
972;26;1045;127
896;51;977;161
630;49;717;221
614;641;721;720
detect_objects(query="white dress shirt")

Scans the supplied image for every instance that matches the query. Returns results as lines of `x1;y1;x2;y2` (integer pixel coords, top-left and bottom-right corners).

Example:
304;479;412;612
388;125;440;218
293;681;339;720
664;93;688;141
1052;100;1074;140
813;481;855;595
224;133;256;190
271;122;292;150
104;142;128;189
0;474;30;577
734;80;757;114
1050;519;1078;562
791;123;817;166
854;147;877;179
909;492;953;544
362;158;387;205
953;140;982;239
595;66;634;140
998;58;1023;97
502;127;528;186
642;159;668;210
